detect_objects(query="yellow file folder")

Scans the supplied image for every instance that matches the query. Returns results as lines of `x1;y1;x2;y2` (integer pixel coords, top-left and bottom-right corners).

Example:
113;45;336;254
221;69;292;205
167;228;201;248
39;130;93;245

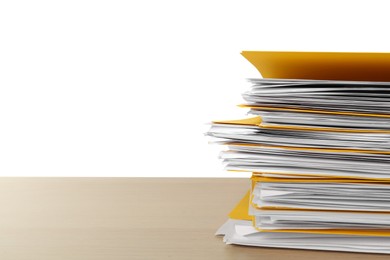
241;51;390;82
230;188;390;237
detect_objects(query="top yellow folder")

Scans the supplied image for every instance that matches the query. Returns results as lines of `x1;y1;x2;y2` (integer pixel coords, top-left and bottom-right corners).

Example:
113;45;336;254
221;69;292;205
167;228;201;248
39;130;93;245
241;51;390;81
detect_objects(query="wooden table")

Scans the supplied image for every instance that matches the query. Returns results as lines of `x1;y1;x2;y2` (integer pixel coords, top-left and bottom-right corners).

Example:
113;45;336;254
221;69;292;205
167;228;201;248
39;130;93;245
0;178;387;259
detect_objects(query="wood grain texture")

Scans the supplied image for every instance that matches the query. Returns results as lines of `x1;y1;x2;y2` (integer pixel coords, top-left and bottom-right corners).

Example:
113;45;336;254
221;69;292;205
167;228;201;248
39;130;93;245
0;178;387;259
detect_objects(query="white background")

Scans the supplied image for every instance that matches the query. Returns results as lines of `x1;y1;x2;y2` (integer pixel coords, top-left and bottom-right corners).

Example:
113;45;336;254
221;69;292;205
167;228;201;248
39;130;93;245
0;0;390;177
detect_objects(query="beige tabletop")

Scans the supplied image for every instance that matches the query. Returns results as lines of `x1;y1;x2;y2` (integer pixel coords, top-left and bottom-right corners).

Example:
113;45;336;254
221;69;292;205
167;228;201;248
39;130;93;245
0;178;387;260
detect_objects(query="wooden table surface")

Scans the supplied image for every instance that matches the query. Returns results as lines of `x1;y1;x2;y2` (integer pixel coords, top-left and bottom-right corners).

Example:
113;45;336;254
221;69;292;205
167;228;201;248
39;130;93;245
0;178;387;260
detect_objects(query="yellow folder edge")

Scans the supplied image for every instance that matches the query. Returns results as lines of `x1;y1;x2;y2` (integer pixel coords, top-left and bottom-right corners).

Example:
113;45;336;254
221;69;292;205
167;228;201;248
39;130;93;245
214;115;390;134
241;51;390;82
252;176;390;183
213;117;262;126
228;190;252;221
240;105;390;118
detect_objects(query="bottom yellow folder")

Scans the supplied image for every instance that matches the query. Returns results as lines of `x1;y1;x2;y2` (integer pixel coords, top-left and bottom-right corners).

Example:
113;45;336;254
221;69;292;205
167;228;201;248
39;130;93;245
230;187;390;237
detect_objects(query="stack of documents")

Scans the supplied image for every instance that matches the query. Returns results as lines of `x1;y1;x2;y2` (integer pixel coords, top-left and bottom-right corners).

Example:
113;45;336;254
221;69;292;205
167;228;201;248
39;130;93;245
208;51;390;254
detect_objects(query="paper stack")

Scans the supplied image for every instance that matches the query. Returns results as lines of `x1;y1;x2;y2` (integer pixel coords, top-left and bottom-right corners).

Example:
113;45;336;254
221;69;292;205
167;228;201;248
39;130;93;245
207;51;390;253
